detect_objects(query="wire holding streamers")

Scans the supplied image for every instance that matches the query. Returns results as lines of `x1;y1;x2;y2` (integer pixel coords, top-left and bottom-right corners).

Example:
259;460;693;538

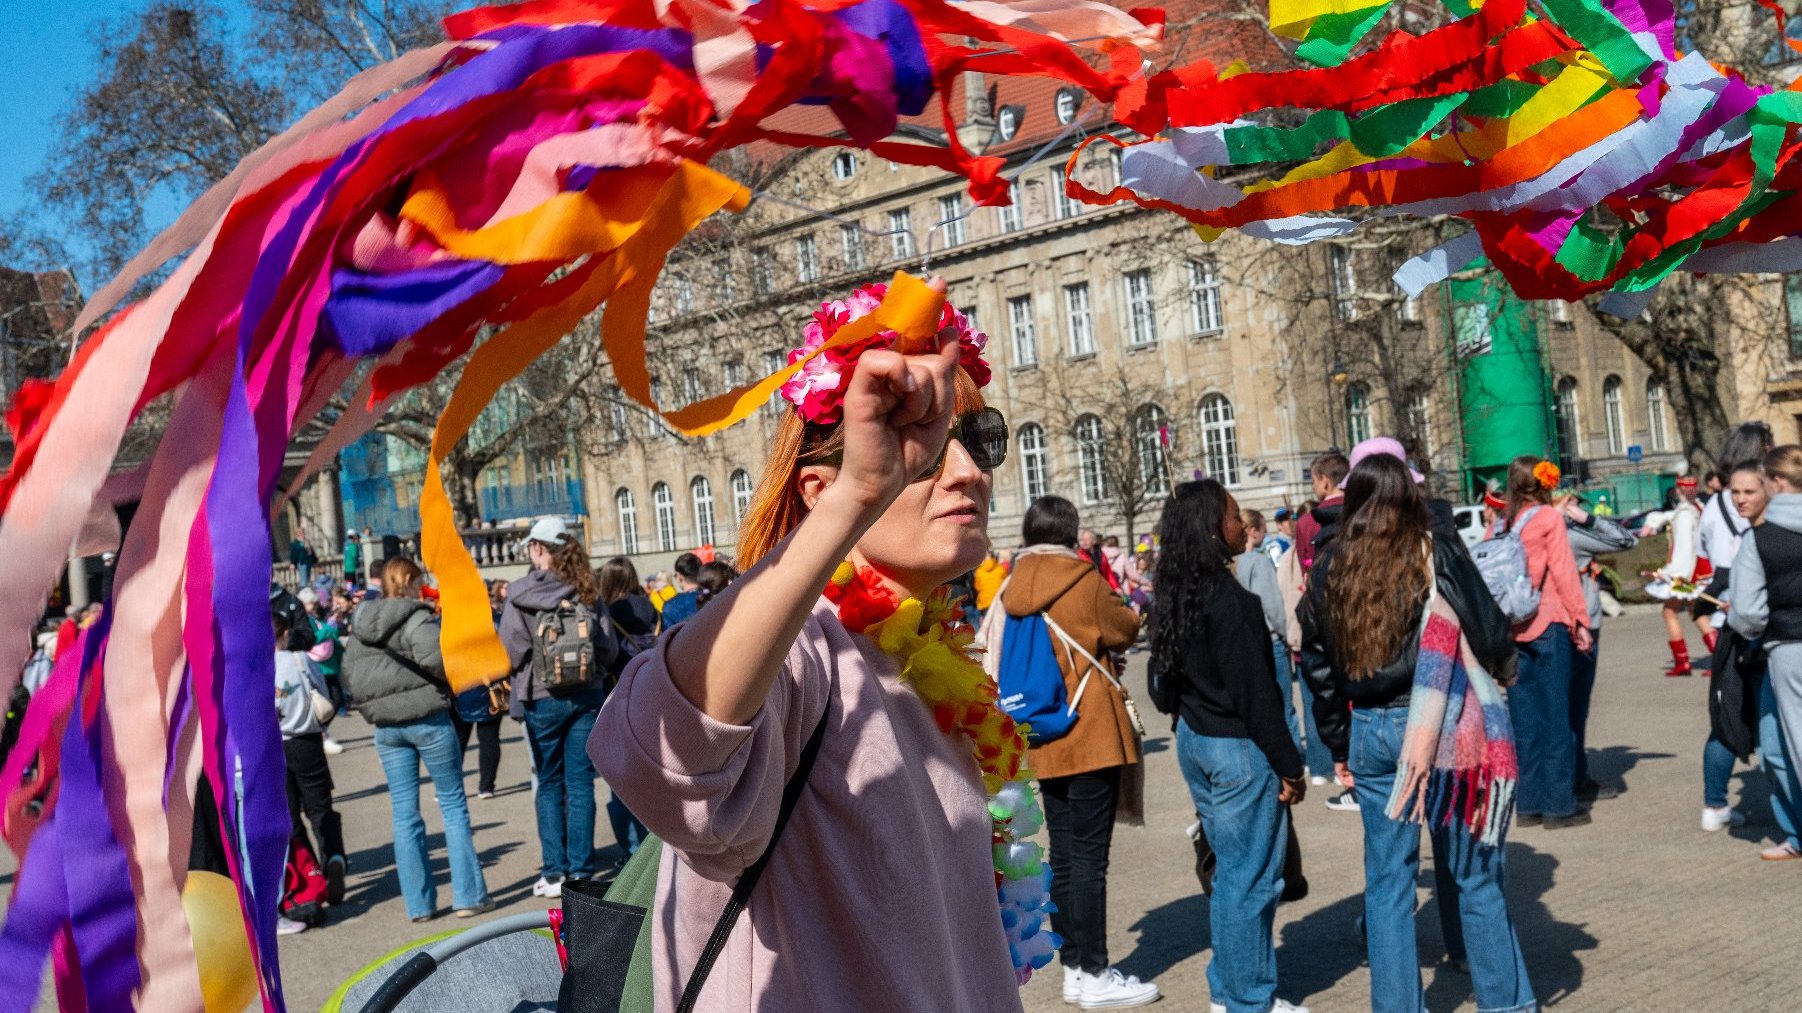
7;0;1802;1007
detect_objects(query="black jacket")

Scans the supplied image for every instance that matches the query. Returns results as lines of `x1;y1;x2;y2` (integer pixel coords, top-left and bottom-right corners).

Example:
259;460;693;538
1166;574;1305;781
1298;531;1515;762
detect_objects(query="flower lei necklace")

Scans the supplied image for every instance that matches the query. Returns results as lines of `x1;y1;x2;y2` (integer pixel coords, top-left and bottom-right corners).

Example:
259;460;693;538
822;562;1060;985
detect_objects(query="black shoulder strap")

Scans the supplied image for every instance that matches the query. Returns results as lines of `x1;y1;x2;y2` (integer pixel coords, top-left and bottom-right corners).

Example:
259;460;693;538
677;691;832;1013
1717;492;1745;537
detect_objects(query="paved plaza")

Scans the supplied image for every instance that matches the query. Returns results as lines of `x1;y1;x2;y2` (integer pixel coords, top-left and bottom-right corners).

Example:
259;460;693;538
5;606;1798;1011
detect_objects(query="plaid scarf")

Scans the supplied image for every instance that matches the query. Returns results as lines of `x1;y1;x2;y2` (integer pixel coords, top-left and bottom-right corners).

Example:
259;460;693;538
1386;587;1520;847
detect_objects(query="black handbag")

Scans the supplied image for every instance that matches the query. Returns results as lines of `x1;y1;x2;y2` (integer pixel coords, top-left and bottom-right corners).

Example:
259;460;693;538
1192;814;1309;903
558;698;830;1013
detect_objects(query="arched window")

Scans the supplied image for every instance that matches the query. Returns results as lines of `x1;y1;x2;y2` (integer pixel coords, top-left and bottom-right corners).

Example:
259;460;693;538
1055;89;1078;124
652;482;678;552
1019;423;1050;506
1074;414;1108;504
1603;375;1625;455
831;151;858;180
1647;379;1672;452
730;469;755;525
1134;404;1170;495
615;488;639;555
1345;383;1372;445
1199;394;1240;486
1555;377;1582;460
691;476;717;546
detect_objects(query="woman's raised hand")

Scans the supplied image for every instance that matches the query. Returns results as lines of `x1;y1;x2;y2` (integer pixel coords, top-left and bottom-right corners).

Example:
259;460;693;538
831;279;961;515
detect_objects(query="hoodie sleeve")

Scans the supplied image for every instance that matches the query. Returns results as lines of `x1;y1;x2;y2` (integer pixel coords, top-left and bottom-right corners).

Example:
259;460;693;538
1728;530;1769;639
1238;551;1287;642
500;599;534;673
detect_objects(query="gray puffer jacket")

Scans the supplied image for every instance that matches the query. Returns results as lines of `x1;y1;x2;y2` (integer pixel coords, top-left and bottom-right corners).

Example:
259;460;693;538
343;597;450;727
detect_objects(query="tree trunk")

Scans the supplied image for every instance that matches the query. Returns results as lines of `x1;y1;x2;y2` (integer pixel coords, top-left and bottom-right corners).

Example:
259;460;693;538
1594;276;1734;473
442;452;484;529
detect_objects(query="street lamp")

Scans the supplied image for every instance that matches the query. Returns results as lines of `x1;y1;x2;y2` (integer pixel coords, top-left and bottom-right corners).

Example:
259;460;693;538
1325;359;1349;451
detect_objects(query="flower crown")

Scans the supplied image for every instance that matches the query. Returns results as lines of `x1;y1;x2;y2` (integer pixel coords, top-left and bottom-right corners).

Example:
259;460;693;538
1533;460;1561;490
779;283;991;424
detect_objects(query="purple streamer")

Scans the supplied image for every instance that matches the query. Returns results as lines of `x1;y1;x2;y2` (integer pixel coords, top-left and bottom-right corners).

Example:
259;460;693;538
324;261;506;356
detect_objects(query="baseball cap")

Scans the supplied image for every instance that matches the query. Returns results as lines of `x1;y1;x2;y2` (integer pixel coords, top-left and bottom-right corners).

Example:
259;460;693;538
1348;436;1425;484
1273;507;1294;522
526;516;573;545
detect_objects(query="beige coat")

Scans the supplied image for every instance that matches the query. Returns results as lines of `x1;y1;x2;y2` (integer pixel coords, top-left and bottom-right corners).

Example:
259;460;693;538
1002;552;1143;780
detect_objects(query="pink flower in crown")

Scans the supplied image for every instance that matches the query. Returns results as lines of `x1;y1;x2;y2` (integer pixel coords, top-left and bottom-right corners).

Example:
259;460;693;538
779;282;992;424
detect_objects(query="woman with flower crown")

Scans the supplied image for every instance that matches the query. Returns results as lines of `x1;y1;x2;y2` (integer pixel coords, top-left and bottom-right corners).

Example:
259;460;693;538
590;279;1053;1012
1497;455;1592;830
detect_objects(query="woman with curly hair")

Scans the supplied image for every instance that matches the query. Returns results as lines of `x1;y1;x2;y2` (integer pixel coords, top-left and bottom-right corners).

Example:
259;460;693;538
1499;455;1592;828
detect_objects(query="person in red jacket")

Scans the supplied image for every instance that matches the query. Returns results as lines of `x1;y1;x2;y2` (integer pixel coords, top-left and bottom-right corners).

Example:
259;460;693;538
1296;452;1349;572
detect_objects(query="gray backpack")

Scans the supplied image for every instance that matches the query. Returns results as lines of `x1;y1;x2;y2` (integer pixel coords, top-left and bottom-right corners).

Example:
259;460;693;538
532;599;600;693
1470;506;1544;625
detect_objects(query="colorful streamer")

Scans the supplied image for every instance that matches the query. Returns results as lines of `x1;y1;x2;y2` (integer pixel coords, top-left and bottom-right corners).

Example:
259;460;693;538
7;0;1802;1007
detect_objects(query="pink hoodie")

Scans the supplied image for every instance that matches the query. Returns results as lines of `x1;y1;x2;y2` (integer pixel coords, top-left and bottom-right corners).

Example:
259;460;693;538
1511;506;1590;643
590;600;1022;1013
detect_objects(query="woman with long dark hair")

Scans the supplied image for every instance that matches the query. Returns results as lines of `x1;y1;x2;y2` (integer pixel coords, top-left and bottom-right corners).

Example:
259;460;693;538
1150;479;1308;1013
501;517;618;898
1300;453;1534;1011
1499;455;1591;826
596;555;658;857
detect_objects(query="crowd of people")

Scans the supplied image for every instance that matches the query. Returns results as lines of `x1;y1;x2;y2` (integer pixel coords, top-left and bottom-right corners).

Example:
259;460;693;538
14;282;1802;1013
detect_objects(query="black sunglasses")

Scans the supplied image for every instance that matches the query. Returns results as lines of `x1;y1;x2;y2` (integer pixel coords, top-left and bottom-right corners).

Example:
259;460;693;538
930;407;1009;476
821;408;1009;478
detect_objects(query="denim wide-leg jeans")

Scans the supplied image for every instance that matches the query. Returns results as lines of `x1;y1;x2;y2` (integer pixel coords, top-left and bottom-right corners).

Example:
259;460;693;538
373;711;490;918
1176;722;1287;1013
1351;706;1536;1013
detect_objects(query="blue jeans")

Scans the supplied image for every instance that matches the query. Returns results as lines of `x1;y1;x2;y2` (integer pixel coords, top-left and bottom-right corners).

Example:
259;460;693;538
1176;723;1287;1013
1271;641;1303;758
1507;627;1578;818
1351;707;1537;1013
524;692;602;879
1703;736;1737;810
607;791;648;856
1760;675;1802;848
1569;632;1599;786
1296;646;1336;778
373;712;489;918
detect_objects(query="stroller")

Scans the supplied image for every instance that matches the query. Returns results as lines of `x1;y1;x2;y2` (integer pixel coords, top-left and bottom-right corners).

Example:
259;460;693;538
323;911;562;1013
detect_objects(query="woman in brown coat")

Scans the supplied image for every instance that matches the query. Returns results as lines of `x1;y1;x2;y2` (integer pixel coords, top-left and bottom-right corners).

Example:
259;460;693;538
1000;496;1153;1008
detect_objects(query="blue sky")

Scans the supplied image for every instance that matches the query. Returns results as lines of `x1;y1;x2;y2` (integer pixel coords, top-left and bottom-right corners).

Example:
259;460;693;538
0;3;116;218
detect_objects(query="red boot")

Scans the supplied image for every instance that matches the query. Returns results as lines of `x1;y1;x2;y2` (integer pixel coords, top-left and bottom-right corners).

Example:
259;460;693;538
1666;639;1692;677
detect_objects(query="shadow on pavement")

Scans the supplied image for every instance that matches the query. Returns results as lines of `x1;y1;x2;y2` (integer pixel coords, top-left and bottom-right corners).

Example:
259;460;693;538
1116;890;1208;983
1583;745;1675;791
331;821;523;920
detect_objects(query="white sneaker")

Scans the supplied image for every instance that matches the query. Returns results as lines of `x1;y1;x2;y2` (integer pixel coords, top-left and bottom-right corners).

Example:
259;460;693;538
1309;775;1329;786
1063;966;1083;1004
322;736;344;756
1078;967;1159;1009
532;875;564;898
276;916;308;936
1213;1002;1309;1013
1700;806;1745;832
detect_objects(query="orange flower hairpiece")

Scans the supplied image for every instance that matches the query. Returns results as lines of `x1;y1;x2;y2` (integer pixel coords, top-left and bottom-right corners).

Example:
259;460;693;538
1533;461;1561;490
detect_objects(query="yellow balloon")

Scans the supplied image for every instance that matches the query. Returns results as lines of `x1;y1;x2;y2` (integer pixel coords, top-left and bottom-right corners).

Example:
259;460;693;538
181;871;258;1013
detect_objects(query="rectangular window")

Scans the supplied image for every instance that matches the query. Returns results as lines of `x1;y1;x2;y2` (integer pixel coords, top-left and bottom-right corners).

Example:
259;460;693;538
751;247;773;290
1008;295;1037;367
841;224;865;272
1050;168;1082;218
888;208;915;260
682;367;703;405
796;234;819;282
936;195;966;247
1064;283;1095;357
1187;260;1223;335
723;360;744;390
997;181;1023;233
649;379;667;439
1124;269;1157;347
1788;275;1802;359
1330;246;1357;321
609;395;629;443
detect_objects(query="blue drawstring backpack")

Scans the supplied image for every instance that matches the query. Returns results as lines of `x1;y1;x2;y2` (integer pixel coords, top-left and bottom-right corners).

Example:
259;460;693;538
997;612;1080;744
